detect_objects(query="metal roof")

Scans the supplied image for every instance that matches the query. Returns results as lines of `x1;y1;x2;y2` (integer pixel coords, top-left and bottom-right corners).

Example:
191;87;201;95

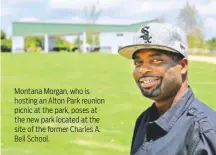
12;19;159;36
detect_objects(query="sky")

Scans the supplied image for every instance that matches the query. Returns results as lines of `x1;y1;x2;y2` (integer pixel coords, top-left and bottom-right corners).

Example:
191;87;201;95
1;0;216;39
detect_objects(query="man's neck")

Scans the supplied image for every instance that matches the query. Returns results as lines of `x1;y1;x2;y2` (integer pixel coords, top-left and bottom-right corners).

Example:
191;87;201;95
155;83;188;116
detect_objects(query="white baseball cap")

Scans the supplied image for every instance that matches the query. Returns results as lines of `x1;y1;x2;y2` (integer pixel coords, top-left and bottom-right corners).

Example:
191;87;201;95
118;22;188;59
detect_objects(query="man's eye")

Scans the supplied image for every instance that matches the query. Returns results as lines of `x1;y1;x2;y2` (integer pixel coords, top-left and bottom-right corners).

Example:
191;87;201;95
134;61;142;66
152;59;163;63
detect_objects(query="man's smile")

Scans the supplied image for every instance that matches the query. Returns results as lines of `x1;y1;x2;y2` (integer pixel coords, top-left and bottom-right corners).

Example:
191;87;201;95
139;77;161;89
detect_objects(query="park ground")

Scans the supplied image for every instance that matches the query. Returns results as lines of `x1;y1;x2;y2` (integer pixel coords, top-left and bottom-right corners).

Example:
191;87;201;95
1;52;216;155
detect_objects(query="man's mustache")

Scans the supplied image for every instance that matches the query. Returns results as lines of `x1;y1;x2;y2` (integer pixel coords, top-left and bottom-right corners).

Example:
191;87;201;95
137;74;162;82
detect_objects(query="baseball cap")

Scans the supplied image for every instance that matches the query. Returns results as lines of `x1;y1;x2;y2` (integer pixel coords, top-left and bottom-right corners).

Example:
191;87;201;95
118;22;188;59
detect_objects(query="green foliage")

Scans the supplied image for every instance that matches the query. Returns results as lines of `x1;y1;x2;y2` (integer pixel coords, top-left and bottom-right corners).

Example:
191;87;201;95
25;36;42;48
56;37;64;47
205;38;216;50
1;39;11;47
178;3;201;34
56;37;75;51
25;36;42;53
87;32;100;46
1;30;12;52
1;39;12;52
74;37;83;46
1;30;6;39
187;35;204;48
187;28;205;48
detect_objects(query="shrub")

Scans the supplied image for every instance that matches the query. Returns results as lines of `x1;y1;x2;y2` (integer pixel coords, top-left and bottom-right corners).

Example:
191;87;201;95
1;39;12;52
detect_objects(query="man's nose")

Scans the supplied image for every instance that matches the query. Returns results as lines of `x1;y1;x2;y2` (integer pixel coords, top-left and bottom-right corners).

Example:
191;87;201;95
137;63;152;74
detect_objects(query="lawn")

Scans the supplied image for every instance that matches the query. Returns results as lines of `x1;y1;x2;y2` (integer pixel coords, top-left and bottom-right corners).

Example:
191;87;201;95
1;52;216;155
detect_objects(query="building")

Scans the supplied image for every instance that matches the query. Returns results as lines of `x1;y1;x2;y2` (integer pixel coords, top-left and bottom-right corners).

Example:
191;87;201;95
12;19;158;54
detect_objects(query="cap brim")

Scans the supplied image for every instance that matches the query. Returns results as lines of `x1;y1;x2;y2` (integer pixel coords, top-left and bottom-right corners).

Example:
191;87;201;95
118;44;180;59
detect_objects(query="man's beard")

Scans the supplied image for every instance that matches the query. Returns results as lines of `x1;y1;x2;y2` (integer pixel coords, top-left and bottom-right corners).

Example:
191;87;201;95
137;75;163;98
139;81;162;98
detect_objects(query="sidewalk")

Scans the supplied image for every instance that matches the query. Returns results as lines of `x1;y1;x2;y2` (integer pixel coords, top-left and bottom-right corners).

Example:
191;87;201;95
188;55;216;64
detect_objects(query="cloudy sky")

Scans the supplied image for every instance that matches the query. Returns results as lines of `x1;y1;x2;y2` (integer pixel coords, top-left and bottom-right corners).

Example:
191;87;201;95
1;0;216;39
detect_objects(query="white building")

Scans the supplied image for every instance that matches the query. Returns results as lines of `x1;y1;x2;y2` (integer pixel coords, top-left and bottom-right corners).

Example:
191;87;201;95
12;19;159;54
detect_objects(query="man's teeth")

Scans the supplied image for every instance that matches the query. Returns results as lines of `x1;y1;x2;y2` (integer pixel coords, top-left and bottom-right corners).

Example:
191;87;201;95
141;79;157;84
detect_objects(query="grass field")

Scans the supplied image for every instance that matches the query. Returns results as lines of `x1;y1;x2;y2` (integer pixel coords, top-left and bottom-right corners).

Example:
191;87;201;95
1;52;216;155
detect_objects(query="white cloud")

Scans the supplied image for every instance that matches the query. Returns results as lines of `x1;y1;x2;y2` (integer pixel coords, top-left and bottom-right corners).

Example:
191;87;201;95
1;7;14;16
204;18;216;28
48;0;189;22
6;25;12;38
50;0;175;14
2;0;215;39
97;16;137;24
30;16;136;24
50;0;100;11
60;16;86;23
1;0;44;18
5;0;41;5
49;0;216;18
1;0;37;17
19;17;40;22
196;1;216;16
203;17;216;39
180;0;216;17
36;16;87;24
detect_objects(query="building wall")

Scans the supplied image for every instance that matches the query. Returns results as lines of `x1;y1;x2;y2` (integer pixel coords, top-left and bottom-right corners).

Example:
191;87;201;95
12;36;25;53
99;32;135;54
12;31;137;53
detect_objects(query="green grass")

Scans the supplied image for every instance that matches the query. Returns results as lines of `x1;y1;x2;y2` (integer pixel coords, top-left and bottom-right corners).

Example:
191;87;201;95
1;52;216;155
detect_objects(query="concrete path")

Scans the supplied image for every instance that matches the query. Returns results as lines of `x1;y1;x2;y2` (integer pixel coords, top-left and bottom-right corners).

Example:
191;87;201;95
188;55;216;64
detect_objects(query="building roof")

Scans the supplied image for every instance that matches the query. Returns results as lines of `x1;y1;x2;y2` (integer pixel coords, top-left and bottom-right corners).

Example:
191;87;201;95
12;19;159;36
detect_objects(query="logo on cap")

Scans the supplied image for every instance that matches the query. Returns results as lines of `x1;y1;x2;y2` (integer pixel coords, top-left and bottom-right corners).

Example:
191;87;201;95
140;26;152;43
180;44;185;50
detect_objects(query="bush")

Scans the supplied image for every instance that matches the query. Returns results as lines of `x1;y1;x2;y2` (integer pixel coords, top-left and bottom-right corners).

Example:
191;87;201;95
205;38;216;50
187;35;205;48
56;37;75;52
26;44;41;53
1;30;6;39
25;36;42;52
1;39;12;52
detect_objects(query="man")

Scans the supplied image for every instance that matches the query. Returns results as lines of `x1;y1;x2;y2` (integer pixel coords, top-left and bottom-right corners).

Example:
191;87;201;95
118;22;216;155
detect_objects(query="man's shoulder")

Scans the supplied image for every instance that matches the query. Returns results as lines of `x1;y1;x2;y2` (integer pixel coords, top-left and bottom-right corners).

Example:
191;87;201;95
188;98;216;131
185;98;216;154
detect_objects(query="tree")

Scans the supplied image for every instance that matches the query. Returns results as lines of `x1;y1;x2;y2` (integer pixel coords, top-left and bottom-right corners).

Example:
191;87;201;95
84;2;101;48
1;39;11;52
25;36;42;48
1;30;6;39
74;36;82;46
187;29;204;48
178;3;201;35
205;37;216;50
178;3;204;48
1;30;12;52
86;32;100;46
56;37;75;51
84;1;101;25
24;36;42;52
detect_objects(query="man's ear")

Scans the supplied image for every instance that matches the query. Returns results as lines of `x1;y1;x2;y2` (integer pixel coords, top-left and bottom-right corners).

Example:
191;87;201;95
179;58;188;74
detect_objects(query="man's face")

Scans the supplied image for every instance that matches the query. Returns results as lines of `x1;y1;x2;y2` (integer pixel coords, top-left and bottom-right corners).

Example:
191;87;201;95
133;49;184;101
